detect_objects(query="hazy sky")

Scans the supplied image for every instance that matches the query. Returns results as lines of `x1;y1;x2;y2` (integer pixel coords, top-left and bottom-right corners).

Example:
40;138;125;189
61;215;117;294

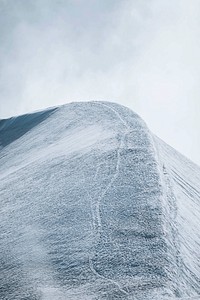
0;0;200;165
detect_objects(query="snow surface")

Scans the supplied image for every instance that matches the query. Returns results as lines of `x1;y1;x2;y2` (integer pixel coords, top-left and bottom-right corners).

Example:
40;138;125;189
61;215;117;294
0;101;200;300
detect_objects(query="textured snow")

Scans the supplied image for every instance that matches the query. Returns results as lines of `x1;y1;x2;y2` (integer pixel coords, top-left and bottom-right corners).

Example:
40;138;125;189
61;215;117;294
0;101;200;300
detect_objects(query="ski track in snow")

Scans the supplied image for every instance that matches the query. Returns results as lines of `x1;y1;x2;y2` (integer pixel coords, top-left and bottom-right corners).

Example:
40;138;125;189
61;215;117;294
87;102;130;296
92;101;130;234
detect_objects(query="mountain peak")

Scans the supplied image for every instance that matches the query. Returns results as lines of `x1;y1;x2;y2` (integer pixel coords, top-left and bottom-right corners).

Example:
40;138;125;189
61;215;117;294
0;101;200;299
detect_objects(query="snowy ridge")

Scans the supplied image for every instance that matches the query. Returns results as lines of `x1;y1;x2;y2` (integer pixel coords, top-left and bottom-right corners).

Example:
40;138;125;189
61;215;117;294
0;101;200;299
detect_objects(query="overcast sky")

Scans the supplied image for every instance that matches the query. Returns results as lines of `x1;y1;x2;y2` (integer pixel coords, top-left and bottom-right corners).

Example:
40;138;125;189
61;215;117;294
0;0;200;165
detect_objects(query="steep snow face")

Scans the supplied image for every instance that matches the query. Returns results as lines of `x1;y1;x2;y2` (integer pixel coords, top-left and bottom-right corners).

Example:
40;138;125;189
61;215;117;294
0;102;200;300
155;138;200;299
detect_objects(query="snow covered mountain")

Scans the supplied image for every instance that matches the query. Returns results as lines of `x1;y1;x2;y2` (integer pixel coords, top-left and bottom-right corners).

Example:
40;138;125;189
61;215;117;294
0;101;200;300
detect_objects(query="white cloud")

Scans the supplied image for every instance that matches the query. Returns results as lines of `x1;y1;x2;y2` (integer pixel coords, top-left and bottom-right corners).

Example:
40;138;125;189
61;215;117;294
0;0;200;164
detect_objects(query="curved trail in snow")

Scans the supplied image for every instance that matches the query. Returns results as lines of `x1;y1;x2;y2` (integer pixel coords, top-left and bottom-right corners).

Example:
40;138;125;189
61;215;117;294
92;102;129;234
87;102;130;296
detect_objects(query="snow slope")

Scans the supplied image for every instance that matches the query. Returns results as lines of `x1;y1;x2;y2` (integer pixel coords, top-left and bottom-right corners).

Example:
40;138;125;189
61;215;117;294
0;101;200;300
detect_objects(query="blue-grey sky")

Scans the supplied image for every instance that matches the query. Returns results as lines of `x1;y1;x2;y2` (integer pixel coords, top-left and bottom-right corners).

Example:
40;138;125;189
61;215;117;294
0;0;200;165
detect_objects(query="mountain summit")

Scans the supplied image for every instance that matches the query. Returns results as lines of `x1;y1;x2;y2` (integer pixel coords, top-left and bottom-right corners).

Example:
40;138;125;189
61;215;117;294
0;102;200;300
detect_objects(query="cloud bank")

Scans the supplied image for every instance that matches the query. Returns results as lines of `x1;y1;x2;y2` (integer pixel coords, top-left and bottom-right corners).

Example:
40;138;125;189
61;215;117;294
0;0;200;164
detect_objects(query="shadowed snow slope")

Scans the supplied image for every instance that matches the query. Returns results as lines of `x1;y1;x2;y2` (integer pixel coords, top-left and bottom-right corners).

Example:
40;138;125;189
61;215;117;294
0;102;200;300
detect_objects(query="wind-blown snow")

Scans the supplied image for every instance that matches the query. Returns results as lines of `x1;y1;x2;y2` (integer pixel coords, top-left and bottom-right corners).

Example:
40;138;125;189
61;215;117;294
0;101;200;300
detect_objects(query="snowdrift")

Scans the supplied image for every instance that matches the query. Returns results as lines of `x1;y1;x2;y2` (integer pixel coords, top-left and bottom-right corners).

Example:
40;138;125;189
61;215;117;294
0;102;200;300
